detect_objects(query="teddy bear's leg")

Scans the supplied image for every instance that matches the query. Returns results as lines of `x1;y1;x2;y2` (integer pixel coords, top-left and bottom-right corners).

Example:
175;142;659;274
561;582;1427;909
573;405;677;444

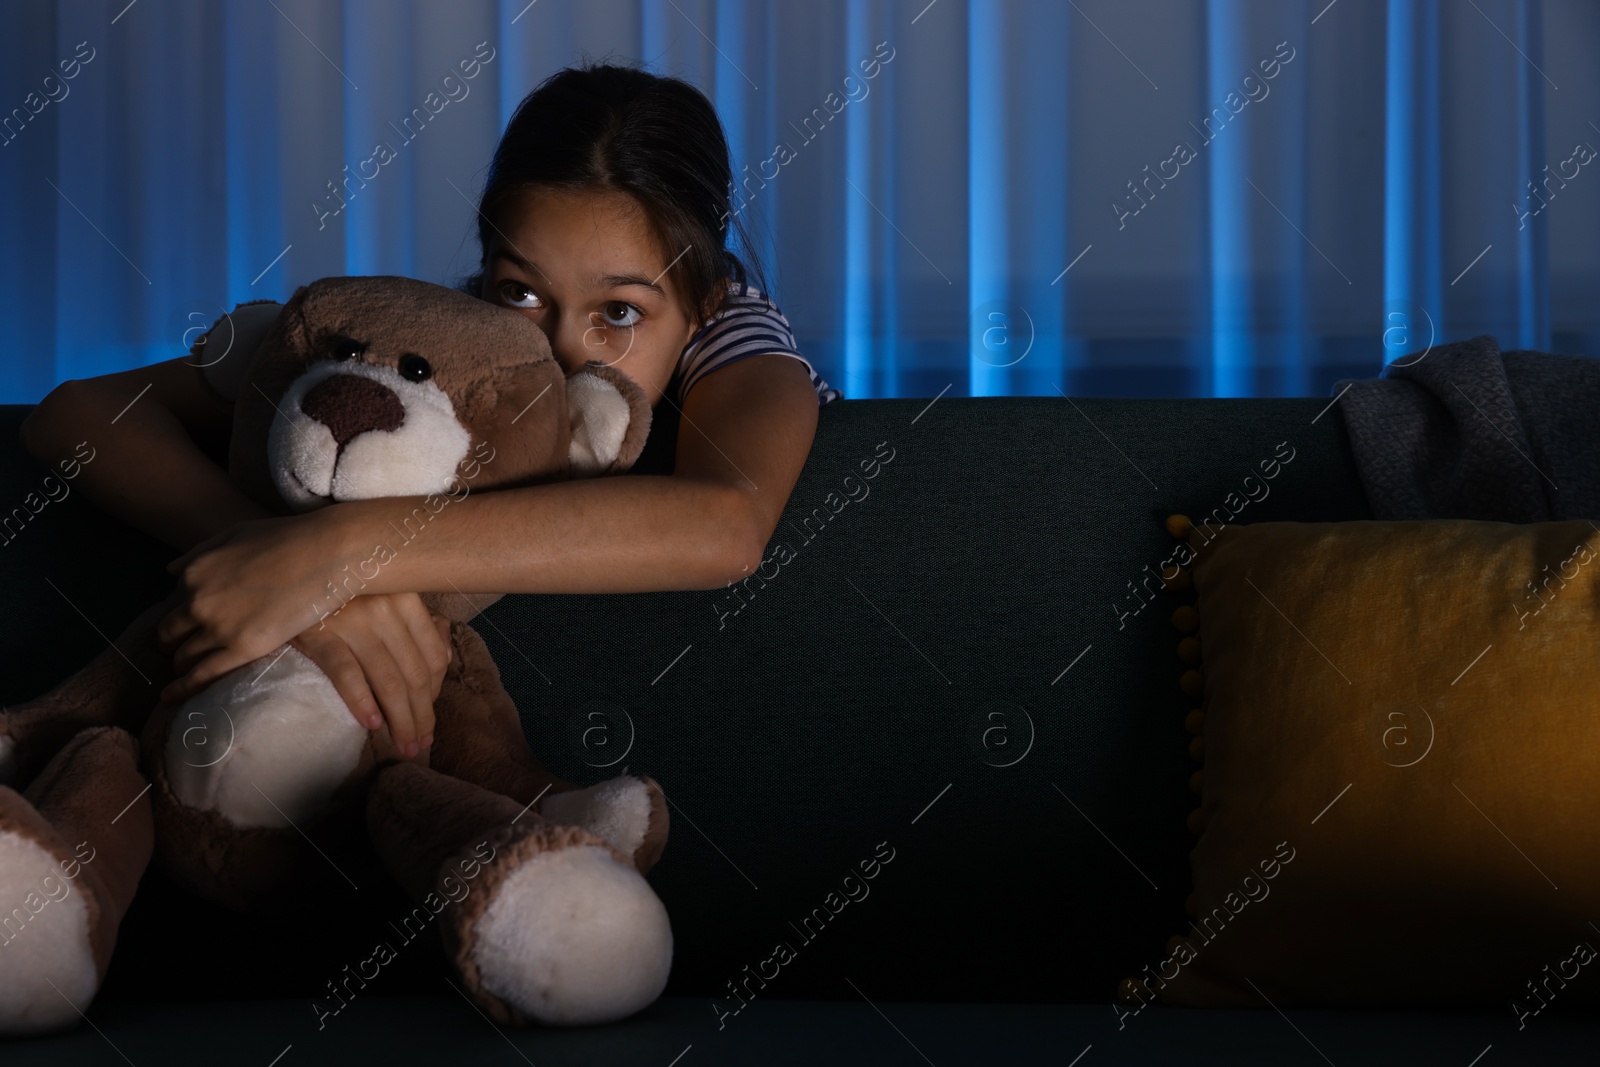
0;591;179;789
366;758;672;1027
148;642;369;829
430;620;669;874
0;726;153;1035
137;643;375;912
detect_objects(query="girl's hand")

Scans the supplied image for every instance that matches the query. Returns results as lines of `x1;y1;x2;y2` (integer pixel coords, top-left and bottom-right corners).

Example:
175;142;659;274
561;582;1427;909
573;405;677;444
155;509;452;757
289;592;451;758
157;511;349;691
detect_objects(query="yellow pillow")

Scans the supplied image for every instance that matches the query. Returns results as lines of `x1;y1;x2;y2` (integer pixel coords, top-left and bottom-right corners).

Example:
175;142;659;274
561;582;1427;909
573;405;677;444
1117;517;1600;1017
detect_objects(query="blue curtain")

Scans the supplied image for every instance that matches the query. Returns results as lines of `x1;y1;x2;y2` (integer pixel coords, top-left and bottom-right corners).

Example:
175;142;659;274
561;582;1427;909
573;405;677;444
2;0;1596;404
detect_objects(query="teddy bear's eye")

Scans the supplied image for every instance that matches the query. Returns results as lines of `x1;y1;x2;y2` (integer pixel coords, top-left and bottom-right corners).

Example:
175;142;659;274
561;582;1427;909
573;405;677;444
398;354;433;383
329;335;366;362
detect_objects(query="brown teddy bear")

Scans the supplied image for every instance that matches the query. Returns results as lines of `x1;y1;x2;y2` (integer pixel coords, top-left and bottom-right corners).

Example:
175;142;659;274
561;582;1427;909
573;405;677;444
0;275;673;1034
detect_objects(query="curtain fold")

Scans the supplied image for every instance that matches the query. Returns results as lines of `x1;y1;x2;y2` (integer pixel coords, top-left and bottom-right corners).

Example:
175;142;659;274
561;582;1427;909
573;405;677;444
1384;0;1444;362
2;0;1594;403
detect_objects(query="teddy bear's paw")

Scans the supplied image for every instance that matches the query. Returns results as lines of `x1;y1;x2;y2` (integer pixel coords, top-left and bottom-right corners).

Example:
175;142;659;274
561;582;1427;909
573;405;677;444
467;825;672;1026
0;802;98;1035
163;644;368;828
537;774;669;874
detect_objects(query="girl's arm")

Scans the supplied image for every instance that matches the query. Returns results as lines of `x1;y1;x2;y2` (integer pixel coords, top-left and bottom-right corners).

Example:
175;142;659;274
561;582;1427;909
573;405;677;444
20;356;273;548
157;353;821;688
20;357;453;756
351;351;822;593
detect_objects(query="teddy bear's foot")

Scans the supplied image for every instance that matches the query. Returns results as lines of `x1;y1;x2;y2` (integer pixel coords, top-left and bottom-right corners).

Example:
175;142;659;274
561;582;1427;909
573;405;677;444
0;727;153;1036
368;760;673;1027
466;821;672;1026
0;595;177;789
537;773;669;875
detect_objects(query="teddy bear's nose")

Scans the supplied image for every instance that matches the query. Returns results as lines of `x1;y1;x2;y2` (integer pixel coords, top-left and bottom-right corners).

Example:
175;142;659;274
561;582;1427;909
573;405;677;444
300;373;405;449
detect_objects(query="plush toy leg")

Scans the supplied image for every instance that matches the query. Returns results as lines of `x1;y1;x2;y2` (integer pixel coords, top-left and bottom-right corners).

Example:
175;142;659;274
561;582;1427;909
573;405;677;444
366;759;672;1027
138;643;376;913
431;620;670;874
0;727;153;1035
537;775;670;876
0;593;177;789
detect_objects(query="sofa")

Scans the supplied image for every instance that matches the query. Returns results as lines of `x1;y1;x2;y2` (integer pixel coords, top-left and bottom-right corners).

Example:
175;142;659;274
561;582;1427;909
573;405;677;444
2;395;1597;1065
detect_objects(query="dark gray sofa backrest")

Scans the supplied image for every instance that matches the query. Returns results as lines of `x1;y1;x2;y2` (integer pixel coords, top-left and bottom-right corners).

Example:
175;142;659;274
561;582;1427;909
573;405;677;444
0;396;1372;1005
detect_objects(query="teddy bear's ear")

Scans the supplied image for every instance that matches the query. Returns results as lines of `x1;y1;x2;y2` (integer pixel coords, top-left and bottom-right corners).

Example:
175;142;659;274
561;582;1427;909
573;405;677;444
566;361;653;476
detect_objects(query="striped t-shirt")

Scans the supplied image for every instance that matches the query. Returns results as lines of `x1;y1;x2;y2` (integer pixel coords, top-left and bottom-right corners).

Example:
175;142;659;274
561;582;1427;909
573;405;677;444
669;282;841;408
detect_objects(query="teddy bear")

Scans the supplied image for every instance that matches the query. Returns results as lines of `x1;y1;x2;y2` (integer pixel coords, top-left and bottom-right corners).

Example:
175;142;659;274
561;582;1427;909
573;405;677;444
0;275;675;1035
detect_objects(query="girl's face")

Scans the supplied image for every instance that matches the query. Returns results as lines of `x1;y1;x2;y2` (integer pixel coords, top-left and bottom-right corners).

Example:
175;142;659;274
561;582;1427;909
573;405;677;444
481;185;701;408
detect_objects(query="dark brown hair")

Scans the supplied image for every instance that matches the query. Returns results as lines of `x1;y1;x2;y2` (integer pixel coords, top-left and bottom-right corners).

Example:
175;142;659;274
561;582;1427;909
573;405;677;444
459;61;769;327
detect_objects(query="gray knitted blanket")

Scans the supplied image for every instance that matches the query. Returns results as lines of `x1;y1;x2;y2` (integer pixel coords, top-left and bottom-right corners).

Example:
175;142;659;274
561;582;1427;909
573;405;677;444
1334;334;1600;521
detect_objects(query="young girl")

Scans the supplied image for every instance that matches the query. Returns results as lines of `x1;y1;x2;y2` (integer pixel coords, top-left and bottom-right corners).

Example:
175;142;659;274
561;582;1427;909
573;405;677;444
18;62;840;764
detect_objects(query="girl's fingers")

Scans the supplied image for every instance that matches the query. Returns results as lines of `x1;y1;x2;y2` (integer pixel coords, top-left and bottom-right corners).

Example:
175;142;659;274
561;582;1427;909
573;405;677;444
169;628;219;679
155;605;196;653
372;602;435;756
160;648;235;706
427;613;452;748
343;621;420;756
158;592;447;756
293;632;380;729
165;538;210;576
395;596;450;705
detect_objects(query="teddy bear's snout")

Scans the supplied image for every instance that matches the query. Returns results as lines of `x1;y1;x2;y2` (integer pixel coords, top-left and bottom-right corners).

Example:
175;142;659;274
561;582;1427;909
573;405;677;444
266;360;473;512
300;372;406;453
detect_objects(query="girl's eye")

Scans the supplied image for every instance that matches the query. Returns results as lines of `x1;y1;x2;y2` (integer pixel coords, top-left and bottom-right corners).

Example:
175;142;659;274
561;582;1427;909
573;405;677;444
499;280;543;310
598;301;642;329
